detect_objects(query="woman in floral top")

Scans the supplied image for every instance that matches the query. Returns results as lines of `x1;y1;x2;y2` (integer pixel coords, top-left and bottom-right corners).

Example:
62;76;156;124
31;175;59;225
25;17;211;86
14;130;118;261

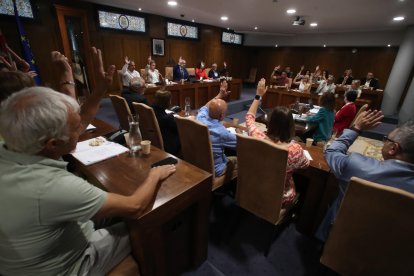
245;78;310;207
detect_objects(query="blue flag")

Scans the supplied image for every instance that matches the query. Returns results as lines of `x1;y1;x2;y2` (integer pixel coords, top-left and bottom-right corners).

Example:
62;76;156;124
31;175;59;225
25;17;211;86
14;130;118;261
13;0;42;85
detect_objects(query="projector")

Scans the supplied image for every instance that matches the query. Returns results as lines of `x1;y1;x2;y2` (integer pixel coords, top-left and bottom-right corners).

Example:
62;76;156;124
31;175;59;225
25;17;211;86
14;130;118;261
292;16;305;26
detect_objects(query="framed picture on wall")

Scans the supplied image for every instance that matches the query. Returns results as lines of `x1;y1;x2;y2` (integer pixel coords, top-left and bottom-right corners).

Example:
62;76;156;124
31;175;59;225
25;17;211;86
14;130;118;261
152;38;165;56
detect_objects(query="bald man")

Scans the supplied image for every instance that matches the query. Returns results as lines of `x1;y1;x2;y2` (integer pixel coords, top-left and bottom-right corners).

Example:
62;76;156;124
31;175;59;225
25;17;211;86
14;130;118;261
196;79;237;177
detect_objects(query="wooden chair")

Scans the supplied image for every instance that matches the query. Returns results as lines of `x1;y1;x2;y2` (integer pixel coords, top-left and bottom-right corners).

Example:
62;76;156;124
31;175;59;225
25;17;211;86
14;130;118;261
133;102;164;150
175;116;236;190
117;70;124;92
187;67;195;76
350;103;368;127
235;134;289;224
321;177;414;275
165;66;173;80
244;67;257;85
109;94;132;131
107;255;140;276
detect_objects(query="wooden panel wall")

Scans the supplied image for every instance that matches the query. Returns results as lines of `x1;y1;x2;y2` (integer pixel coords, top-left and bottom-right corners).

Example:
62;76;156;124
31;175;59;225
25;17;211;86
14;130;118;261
0;0;398;92
246;46;398;89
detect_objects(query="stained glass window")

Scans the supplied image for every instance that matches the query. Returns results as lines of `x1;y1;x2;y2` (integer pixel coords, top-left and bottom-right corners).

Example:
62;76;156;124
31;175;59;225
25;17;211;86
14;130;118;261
167;22;198;39
0;0;34;18
222;32;243;45
98;10;146;32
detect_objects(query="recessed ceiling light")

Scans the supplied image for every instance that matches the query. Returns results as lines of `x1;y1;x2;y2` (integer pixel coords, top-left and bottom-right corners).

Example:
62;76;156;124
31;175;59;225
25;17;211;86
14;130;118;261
191;19;195;22
393;16;405;21
167;1;177;6
286;9;296;14
275;44;278;47
310;22;318;27
138;8;142;11
323;44;326;47
254;26;258;30
387;44;391;47
227;27;230;30
221;16;228;21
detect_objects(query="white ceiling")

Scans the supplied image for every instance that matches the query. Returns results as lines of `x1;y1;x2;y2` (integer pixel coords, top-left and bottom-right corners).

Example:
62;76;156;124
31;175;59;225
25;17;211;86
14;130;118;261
86;0;413;35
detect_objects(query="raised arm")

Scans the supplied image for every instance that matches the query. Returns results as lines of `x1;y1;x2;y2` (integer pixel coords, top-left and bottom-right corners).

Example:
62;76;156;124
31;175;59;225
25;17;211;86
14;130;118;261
247;78;267;116
78;47;115;131
51;51;76;99
6;45;30;72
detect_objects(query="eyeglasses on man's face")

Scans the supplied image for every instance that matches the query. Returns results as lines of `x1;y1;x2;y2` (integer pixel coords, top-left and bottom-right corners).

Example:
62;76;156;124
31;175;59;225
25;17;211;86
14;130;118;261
383;135;402;150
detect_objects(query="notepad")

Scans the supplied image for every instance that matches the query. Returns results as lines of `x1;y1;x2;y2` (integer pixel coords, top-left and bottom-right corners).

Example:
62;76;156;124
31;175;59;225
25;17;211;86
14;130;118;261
71;137;129;166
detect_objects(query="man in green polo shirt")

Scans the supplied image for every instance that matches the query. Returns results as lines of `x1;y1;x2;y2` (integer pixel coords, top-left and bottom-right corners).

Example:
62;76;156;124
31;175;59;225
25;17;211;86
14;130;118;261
0;87;176;275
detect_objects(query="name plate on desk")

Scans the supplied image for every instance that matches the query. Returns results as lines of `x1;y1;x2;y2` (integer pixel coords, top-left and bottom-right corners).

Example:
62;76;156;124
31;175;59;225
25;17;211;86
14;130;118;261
71;136;129;165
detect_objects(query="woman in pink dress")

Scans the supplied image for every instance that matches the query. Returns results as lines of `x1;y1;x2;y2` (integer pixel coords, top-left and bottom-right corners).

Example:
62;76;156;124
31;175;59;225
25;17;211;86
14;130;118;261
245;78;310;207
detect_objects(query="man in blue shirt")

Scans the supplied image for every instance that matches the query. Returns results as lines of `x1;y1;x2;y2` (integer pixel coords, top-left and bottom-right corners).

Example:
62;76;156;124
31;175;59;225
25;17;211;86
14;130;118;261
316;110;414;241
196;83;237;177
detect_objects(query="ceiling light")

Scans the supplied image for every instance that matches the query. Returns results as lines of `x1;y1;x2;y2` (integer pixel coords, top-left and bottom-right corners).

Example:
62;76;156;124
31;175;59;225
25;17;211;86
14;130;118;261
286;9;296;14
310;22;318;27
275;44;278;47
227;27;230;30
393;16;405;21
387;44;391;47
191;19;195;22
323;44;326;47
138;8;142;11
167;1;177;6
254;26;258;30
221;16;228;21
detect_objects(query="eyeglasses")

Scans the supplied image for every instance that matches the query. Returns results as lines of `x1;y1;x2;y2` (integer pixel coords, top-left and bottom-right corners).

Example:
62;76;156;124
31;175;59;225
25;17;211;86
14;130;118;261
383;135;403;150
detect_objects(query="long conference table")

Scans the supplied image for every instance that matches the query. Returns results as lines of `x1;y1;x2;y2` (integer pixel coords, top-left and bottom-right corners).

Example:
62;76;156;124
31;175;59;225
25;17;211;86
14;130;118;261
71;119;212;276
142;78;242;109
263;86;384;111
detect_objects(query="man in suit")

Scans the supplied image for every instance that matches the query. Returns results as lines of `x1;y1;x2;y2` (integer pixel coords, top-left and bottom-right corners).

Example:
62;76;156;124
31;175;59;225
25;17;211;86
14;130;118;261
336;69;353;85
360;72;379;90
316;110;414;241
208;63;220;79
172;57;189;82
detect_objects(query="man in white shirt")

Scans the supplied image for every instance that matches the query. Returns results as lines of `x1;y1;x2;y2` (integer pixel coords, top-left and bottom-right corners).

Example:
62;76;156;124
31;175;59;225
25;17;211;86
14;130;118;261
147;60;162;84
121;56;142;88
315;75;336;94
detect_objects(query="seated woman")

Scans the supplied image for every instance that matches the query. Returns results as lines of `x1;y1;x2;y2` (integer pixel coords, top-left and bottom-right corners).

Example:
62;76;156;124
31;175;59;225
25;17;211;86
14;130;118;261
152;90;181;155
245;78;310;207
304;92;335;142
292;74;312;93
333;90;357;136
146;60;163;84
195;61;208;80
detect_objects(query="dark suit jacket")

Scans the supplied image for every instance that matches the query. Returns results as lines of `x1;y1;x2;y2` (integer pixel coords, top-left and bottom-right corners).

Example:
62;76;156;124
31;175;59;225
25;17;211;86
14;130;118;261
360;78;379;90
173;64;189;81
336;76;353;85
121;90;148;114
208;69;220;79
152;105;181;155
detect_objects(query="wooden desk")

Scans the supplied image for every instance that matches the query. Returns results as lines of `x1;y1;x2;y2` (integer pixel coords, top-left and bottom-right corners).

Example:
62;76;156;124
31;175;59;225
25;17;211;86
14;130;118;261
263;87;384;111
142;79;242;109
76;119;212;276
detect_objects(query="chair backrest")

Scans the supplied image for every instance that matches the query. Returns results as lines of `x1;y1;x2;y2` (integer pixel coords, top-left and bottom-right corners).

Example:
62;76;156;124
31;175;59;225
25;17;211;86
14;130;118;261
205;68;211;76
109;94;132;131
350;103;368;127
117;70;123;91
236;134;289;224
321;177;414;275
187;67;195;76
245;67;257;83
175;116;215;176
165;66;173;80
133;102;164;150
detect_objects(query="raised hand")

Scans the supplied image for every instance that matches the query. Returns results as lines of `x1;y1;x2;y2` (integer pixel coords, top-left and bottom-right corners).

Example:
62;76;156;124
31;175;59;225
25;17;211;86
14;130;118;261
315;65;320;71
92;47;115;94
274;65;281;71
124;56;130;64
6;45;30;72
256;78;268;96
51;51;72;75
354;110;384;131
300;65;305;71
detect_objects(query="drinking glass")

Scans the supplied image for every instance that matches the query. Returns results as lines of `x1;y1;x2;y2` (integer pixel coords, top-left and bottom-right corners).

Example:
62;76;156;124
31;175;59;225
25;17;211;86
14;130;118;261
128;114;142;154
184;97;191;117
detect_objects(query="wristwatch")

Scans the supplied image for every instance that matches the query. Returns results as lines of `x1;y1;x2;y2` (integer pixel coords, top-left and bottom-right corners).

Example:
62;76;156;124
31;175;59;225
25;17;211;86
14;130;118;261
254;95;262;101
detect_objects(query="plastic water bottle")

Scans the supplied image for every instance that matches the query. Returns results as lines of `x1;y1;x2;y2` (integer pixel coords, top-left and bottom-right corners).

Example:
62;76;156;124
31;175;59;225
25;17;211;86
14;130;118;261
185;97;191;117
128;115;142;154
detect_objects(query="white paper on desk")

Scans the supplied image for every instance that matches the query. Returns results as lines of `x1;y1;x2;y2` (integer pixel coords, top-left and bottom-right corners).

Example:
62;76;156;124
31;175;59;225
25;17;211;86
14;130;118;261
165;109;174;114
86;124;96;131
303;150;313;161
227;127;237;135
309;108;320;114
72;137;129;166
